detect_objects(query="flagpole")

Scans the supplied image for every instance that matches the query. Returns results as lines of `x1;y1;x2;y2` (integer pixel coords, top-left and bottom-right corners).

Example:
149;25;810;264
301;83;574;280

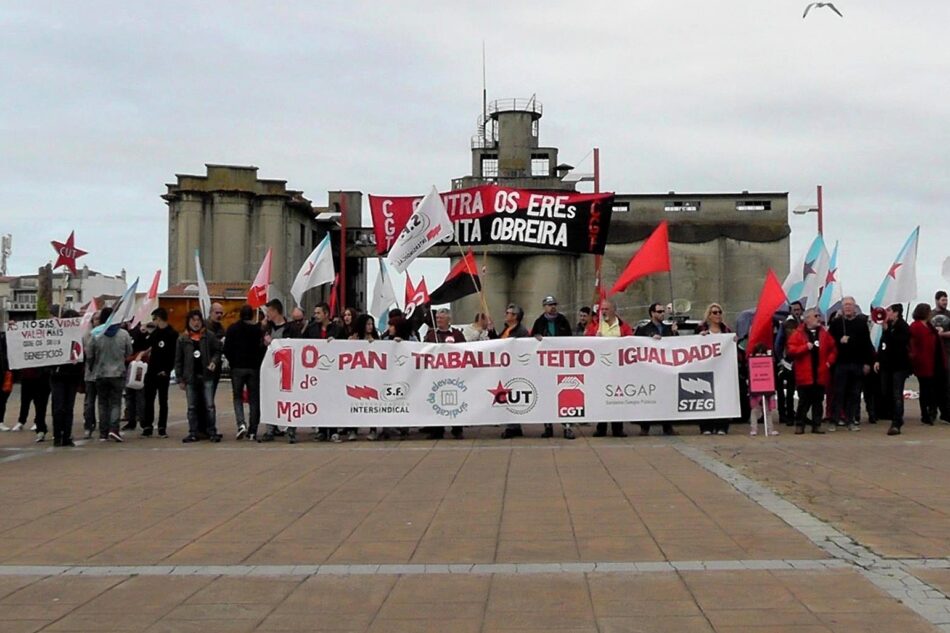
454;237;491;319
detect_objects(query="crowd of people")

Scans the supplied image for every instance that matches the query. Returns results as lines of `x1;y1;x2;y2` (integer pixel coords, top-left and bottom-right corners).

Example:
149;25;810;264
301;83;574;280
1;290;948;446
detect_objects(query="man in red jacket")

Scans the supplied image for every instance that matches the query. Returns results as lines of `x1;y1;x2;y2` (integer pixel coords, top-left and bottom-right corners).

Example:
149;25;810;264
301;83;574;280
787;309;837;434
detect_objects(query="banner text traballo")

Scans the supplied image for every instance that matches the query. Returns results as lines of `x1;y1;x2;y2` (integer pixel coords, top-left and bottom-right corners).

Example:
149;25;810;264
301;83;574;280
260;335;740;427
4;317;85;370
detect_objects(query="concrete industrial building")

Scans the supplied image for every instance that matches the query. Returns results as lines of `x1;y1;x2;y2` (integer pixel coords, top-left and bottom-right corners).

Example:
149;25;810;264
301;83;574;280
166;97;788;324
163;165;366;311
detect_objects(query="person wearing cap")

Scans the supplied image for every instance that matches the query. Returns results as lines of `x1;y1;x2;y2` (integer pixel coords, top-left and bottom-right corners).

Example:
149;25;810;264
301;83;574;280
530;296;576;439
424;308;467;440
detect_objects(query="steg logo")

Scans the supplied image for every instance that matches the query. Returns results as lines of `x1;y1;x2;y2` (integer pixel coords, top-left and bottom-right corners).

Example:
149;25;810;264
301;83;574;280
677;372;715;412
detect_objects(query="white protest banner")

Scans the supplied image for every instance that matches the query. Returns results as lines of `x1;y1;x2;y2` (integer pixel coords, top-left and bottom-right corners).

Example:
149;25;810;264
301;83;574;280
260;334;740;427
4;317;85;370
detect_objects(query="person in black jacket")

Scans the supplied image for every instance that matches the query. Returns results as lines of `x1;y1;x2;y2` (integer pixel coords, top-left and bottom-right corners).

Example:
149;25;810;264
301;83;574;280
174;309;223;443
875;304;911;435
635;303;679;436
49;309;84;446
529;296;575;439
121;322;151;432
224;304;265;441
827;297;875;431
0;335;10;432
141;308;178;438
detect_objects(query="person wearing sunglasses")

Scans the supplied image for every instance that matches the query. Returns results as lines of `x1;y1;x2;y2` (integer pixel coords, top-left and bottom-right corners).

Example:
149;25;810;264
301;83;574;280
634;303;678;436
698;303;733;436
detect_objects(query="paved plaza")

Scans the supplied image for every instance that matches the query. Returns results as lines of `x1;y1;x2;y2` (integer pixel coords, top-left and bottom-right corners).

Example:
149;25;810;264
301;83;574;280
1;387;949;632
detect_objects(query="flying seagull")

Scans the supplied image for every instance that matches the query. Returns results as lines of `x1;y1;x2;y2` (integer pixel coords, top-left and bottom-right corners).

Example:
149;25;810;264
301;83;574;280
803;2;843;18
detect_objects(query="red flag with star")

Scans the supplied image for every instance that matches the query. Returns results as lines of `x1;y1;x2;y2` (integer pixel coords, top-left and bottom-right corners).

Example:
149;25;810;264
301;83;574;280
51;231;87;275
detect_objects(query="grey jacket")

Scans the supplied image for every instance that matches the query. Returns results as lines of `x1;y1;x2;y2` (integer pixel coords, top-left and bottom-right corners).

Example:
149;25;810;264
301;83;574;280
88;325;133;380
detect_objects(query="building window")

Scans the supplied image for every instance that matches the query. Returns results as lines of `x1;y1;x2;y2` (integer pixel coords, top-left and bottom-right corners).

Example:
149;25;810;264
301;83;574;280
481;156;498;178
736;200;772;211
611;202;629;213
531;154;550;177
299;223;305;246
664;200;700;213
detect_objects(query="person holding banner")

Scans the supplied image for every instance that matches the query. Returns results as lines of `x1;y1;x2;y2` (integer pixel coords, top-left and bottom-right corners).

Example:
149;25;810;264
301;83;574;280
588;299;633;438
0;335;12;432
424;308;466;440
496;304;532;439
302;302;341;442
260;299;298;444
88;307;133;442
175;309;223;444
635;303;679;437
697;303;734;435
530;296;576;440
787;309;835;434
50;309;83;447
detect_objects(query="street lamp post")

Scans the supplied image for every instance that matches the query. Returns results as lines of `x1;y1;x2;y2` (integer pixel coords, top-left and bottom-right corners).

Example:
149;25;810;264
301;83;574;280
792;185;825;235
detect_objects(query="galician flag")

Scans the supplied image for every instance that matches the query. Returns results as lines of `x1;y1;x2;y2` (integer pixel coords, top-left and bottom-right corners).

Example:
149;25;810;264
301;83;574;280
195;250;211;319
817;241;842;317
291;234;335;306
247;248;272;309
369;258;398;327
386;186;453;273
131;269;161;328
79;298;98;335
871;226;919;308
783;234;830;309
92;277;139;336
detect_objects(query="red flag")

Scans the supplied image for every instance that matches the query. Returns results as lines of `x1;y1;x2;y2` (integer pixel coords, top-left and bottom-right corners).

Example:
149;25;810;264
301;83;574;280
747;269;788;355
328;273;339;317
429;249;481;305
609;221;671;296
247;248;272;308
405;273;429;308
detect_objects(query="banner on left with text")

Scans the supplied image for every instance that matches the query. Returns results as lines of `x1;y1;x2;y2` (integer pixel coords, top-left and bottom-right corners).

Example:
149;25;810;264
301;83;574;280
4;317;85;370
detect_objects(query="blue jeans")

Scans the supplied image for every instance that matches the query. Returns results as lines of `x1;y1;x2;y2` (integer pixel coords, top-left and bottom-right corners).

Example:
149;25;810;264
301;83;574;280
186;379;217;436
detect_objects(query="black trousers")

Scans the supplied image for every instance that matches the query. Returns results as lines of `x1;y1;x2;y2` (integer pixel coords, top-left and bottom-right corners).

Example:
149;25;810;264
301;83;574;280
833;363;864;424
796;385;825;429
143;373;171;432
595;422;626;436
50;378;78;443
777;366;796;423
918;376;936;423
640;422;674;435
0;388;9;425
880;370;907;427
18;376;50;432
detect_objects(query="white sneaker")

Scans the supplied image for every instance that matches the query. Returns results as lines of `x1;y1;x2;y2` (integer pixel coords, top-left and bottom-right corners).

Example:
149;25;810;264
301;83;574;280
0;424;11;432
330;433;342;443
29;424;37;432
367;431;378;441
702;430;712;435
11;423;24;432
34;432;46;443
236;425;247;440
769;430;780;436
749;429;758;436
716;430;726;436
346;431;358;442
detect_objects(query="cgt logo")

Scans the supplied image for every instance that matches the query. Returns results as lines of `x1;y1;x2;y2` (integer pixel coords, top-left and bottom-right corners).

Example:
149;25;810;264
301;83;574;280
557;374;585;418
677;372;715;412
487;378;537;415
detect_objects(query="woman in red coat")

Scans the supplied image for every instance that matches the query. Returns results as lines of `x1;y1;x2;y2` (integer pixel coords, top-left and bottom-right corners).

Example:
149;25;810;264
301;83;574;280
909;303;942;425
786;309;837;434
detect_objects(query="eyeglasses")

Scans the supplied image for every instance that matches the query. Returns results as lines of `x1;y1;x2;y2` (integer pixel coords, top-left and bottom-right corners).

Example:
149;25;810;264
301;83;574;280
213;311;224;316
710;310;722;315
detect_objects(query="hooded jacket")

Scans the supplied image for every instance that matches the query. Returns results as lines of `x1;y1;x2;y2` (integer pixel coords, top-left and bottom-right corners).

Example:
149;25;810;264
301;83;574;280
87;325;133;380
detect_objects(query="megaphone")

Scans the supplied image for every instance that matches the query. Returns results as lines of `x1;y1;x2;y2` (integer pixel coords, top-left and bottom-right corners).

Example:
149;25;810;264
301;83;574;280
871;307;887;325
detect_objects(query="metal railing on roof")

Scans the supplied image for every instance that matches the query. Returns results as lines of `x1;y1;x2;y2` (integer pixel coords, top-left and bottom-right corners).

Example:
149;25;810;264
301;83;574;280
488;98;543;117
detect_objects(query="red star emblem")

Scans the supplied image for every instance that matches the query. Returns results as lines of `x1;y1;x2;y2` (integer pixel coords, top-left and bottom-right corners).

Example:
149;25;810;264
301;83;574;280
887;262;902;279
50;231;87;275
802;259;817;277
488;381;510;405
825;268;837;285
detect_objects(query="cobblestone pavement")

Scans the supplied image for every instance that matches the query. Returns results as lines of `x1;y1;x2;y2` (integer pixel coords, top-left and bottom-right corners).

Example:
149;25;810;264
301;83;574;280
0;386;948;632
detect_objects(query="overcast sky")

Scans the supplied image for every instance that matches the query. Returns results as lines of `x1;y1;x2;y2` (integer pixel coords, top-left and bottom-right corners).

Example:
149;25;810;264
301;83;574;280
2;1;948;313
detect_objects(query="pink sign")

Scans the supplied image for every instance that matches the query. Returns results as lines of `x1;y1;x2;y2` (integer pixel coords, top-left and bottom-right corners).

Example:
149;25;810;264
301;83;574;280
748;356;776;394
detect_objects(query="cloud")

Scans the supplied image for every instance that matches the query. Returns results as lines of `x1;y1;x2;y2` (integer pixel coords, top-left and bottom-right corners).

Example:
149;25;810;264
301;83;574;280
1;1;948;309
